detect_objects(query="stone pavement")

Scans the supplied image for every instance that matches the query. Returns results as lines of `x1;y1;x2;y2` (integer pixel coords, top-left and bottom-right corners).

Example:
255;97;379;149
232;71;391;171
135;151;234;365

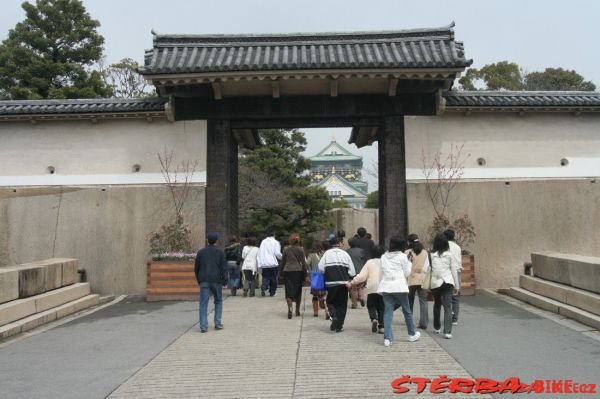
108;288;488;399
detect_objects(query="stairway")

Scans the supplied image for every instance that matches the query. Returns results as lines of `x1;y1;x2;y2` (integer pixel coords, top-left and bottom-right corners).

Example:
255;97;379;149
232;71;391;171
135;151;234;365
507;252;600;329
0;259;101;340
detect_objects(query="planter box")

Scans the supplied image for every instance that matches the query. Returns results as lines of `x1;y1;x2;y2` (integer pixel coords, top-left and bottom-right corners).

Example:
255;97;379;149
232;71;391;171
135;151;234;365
461;254;476;296
147;261;199;301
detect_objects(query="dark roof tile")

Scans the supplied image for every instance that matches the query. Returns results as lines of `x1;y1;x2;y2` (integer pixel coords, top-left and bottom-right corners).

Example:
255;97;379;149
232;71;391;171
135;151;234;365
141;24;472;75
0;98;167;116
444;91;600;107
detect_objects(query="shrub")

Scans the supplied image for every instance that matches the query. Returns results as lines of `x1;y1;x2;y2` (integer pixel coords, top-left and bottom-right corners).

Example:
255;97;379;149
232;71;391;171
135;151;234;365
146;214;192;255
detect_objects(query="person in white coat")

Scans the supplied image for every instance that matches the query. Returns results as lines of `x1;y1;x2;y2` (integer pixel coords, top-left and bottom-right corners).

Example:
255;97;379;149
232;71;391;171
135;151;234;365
241;236;259;297
422;233;460;339
378;236;421;347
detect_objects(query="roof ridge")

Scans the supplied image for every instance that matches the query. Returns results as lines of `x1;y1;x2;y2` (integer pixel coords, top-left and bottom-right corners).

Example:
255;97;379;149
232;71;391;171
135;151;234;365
152;24;456;44
445;90;600;96
0;98;167;105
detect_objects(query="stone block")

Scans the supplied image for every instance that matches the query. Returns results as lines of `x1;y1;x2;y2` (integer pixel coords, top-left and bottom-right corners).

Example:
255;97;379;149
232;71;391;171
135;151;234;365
531;252;571;285
55;294;99;319
0;322;22;341
60;259;79;286
567;254;600;295
0;297;36;326
559;305;600;330
15;259;67;298
508;287;560;313
0;267;19;304
519;275;568;303
19;308;57;332
565;288;600;317
34;283;91;313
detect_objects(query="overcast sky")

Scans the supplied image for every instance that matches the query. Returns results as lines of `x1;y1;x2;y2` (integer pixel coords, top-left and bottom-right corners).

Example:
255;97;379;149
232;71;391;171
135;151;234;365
1;0;598;191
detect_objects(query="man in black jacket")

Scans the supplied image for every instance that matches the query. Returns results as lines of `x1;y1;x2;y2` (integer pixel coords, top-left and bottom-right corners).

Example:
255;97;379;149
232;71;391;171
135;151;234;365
355;227;376;260
195;232;227;333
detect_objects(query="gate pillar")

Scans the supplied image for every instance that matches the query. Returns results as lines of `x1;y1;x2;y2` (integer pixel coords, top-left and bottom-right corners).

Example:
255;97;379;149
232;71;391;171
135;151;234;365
206;119;238;246
378;115;408;247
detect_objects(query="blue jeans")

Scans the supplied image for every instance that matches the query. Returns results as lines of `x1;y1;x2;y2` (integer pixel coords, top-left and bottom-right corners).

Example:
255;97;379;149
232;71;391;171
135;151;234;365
261;267;278;296
199;282;223;331
382;292;415;342
227;261;240;295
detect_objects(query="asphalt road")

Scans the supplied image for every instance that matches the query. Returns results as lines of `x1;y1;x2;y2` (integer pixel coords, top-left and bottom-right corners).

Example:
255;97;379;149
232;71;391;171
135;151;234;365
0;297;201;399
430;290;600;398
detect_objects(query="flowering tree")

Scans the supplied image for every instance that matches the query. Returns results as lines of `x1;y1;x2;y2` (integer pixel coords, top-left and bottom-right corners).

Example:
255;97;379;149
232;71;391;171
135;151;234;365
146;149;199;256
421;144;476;253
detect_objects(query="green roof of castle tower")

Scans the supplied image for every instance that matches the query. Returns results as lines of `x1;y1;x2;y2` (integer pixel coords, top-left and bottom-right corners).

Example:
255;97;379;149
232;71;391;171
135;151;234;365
309;138;362;162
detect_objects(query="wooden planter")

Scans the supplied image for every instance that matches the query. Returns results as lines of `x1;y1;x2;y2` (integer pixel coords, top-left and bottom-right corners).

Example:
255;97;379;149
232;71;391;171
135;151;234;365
147;261;199;301
461;254;476;296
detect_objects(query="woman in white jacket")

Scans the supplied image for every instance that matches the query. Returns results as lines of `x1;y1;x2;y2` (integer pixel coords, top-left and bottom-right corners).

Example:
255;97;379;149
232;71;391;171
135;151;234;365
422;233;460;339
378;236;421;347
241;236;259;297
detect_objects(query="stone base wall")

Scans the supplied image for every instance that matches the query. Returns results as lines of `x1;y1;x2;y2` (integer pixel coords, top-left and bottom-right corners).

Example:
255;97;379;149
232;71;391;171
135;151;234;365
0;185;205;295
331;179;600;289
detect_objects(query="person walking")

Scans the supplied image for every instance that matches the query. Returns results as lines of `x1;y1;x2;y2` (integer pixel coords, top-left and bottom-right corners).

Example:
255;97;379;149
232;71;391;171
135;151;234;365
194;232;227;333
224;235;241;296
307;241;327;318
355;227;376;260
406;235;429;330
347;245;385;334
257;233;282;297
281;233;307;319
422;233;460;339
318;236;355;332
378;236;420;347
346;238;366;309
444;229;463;326
241;236;259;297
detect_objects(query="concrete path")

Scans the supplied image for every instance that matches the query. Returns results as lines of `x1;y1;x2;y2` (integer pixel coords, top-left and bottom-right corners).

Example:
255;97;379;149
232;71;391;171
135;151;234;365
0;297;199;399
108;289;486;399
432;290;600;398
3;288;597;398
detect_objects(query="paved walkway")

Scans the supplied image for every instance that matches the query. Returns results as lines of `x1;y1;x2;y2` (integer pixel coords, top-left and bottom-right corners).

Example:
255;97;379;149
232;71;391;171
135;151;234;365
108;289;484;399
2;289;598;398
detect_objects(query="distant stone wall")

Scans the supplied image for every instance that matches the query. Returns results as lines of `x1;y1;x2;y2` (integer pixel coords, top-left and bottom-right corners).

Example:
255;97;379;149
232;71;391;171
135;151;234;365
0;185;205;295
328;208;379;244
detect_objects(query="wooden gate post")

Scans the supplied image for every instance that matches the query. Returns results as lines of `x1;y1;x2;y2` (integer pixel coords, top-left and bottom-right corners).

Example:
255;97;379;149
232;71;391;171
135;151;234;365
206;119;238;246
378;115;408;247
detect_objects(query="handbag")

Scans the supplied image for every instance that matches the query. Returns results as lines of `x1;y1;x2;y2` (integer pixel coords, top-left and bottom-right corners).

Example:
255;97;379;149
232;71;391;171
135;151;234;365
421;251;433;291
310;270;326;292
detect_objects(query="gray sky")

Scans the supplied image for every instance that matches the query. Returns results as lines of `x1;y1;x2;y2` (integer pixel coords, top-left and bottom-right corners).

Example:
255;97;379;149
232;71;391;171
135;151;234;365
1;0;598;191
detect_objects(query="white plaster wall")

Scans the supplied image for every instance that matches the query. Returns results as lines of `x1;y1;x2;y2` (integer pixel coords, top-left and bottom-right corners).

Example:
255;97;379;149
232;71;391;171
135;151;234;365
405;112;600;169
0;118;206;176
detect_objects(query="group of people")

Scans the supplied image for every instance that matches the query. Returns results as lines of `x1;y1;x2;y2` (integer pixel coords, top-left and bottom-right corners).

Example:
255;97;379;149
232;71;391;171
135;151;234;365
194;227;463;347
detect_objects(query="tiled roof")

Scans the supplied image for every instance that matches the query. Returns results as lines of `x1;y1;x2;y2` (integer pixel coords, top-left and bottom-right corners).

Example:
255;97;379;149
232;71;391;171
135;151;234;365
141;23;471;75
443;91;600;108
0;98;167;116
